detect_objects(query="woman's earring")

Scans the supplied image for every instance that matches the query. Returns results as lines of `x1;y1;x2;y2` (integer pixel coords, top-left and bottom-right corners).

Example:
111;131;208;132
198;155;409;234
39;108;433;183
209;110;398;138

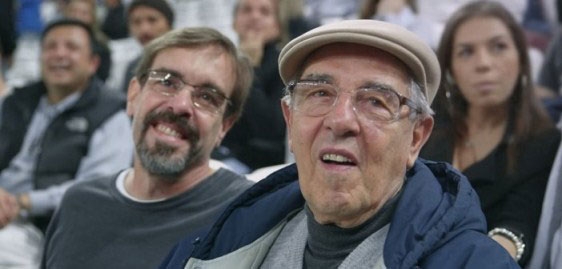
445;71;455;101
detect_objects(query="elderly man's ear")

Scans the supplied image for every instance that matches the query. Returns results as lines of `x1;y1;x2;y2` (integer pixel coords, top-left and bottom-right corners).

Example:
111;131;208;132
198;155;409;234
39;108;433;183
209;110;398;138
407;116;434;168
281;99;293;152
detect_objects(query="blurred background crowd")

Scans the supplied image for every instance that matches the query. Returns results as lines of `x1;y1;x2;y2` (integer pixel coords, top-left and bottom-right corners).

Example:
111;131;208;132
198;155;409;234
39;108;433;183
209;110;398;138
2;0;560;172
1;0;562;267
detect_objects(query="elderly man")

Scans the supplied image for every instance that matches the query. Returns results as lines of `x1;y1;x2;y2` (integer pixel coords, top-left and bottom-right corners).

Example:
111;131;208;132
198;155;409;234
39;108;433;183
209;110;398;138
42;27;254;269
0;19;132;268
161;20;519;268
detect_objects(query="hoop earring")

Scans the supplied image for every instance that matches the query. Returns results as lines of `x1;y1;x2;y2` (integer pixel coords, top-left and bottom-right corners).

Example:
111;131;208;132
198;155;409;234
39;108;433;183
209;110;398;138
445;71;455;102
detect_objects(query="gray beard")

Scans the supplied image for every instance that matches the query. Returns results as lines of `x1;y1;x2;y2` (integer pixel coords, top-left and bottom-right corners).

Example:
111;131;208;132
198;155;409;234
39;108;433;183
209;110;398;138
134;109;206;180
136;139;205;180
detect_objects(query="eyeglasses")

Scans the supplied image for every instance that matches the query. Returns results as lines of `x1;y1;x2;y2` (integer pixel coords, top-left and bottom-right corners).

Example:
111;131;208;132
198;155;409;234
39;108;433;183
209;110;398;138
286;80;421;122
141;70;231;115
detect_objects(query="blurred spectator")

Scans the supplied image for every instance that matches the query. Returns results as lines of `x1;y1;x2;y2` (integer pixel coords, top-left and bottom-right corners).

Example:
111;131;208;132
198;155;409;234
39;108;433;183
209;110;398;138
277;0;317;44
171;0;238;43
218;0;286;172
63;0;113;82
0;0;17;73
3;0;45;88
541;0;561;33
303;0;361;24
537;23;562;95
416;0;527;46
359;0;437;48
0;19;133;268
537;28;562;122
120;0;174;93
101;0;130;39
529;0;562;121
522;0;556;52
420;2;561;266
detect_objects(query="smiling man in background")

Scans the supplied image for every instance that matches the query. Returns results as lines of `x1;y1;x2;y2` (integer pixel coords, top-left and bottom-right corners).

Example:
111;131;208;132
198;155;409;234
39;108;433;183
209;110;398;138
0;19;133;268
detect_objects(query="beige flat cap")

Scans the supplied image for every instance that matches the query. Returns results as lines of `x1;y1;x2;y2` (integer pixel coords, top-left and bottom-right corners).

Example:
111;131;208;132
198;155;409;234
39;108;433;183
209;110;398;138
278;19;441;104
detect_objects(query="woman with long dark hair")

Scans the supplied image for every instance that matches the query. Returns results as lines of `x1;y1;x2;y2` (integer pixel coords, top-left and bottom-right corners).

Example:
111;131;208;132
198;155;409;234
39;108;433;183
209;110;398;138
421;1;561;266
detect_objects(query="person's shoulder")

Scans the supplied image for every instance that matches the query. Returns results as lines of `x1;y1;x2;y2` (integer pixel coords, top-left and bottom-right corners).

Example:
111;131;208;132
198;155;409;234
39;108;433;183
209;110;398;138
55;174;118;217
411;159;464;187
213;164;301;214
215;168;254;189
406;160;479;216
63;173;117;201
389;162;515;268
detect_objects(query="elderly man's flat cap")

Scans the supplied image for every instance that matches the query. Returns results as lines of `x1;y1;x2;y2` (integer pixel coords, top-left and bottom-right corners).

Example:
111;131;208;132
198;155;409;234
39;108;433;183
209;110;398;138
278;19;441;104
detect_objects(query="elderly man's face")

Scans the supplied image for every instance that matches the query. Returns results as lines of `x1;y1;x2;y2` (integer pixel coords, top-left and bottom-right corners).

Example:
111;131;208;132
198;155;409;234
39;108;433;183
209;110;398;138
282;43;432;228
126;46;236;178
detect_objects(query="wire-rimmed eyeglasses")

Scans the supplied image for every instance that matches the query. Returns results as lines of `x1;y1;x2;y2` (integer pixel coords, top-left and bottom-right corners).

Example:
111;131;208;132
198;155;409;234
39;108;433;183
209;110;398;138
140;70;231;115
286;80;421;122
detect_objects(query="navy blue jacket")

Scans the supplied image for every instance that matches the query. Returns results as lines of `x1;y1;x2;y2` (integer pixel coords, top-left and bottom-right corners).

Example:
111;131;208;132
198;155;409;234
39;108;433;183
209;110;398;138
161;160;520;268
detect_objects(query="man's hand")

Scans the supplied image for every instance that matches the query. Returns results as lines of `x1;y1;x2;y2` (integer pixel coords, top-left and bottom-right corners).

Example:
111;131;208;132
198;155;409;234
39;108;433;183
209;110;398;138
0;188;20;228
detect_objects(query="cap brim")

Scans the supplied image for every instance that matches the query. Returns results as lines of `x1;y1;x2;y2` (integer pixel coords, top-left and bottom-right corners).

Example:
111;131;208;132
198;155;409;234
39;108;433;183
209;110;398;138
278;20;440;104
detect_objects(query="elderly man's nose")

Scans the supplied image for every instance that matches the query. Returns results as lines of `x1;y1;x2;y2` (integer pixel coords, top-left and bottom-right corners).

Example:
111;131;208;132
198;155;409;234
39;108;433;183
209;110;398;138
324;94;360;136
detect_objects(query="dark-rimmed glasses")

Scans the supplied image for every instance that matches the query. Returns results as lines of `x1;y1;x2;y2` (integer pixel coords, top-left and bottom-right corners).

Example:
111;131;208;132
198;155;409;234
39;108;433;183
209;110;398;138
286;80;421;122
141;70;231;115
